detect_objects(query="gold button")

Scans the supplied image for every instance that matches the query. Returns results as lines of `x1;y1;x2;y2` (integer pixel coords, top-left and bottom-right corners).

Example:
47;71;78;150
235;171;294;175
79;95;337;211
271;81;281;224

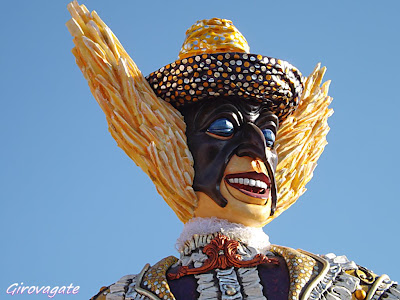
354;289;367;300
225;285;237;296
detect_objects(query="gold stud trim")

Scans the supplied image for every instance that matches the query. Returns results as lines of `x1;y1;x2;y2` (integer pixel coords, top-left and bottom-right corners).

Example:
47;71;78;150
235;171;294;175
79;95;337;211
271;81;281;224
271;245;318;300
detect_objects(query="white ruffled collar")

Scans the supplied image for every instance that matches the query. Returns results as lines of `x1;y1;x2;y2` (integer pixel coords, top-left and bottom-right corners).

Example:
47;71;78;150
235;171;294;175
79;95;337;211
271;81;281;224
176;217;271;254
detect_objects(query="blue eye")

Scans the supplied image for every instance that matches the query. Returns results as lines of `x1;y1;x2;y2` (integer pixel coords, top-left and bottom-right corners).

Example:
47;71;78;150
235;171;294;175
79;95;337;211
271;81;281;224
207;118;234;137
262;129;275;148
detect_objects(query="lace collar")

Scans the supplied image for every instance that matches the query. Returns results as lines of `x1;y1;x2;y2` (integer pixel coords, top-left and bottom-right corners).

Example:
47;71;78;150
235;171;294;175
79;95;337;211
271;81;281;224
176;217;271;254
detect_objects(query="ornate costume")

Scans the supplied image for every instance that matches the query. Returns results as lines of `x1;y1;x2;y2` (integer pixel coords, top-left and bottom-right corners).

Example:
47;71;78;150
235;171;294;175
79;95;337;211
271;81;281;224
66;2;398;299
90;218;399;300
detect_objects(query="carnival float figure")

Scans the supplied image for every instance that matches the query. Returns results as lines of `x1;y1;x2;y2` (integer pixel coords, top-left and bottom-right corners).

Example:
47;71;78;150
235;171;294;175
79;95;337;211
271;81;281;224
67;2;399;299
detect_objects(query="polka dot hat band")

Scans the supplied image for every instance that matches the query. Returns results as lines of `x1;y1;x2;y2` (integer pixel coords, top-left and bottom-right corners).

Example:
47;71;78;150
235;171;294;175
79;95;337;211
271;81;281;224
146;18;304;122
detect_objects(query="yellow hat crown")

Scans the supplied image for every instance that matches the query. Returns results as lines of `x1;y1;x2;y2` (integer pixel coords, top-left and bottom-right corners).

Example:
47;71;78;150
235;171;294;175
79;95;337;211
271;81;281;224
178;18;250;59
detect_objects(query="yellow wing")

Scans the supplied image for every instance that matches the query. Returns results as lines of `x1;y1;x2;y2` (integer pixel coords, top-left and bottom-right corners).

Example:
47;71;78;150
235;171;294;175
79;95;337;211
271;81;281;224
269;64;333;223
66;1;197;222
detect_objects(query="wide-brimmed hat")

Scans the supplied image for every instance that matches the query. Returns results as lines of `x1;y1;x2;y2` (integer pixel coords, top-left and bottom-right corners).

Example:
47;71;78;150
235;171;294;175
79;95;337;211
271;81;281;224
146;18;303;121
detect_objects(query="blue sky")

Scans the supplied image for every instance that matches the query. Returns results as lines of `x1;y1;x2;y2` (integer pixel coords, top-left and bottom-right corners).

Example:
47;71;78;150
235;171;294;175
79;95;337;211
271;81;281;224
1;0;399;299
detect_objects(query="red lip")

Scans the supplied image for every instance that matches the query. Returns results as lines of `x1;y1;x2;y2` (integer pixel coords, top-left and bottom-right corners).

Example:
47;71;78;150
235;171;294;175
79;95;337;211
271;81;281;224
225;172;271;199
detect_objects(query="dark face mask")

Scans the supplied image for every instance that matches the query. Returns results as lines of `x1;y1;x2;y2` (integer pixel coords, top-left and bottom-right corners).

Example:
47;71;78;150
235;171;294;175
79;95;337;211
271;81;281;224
179;97;279;216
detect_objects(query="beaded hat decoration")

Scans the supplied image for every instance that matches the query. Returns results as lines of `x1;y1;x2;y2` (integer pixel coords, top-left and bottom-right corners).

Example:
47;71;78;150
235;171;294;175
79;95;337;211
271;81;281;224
146;18;304;122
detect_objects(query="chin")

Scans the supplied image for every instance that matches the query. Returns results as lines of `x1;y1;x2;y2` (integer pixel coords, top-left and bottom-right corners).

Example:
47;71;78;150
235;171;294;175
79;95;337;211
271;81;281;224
225;204;271;227
220;180;272;227
194;185;272;228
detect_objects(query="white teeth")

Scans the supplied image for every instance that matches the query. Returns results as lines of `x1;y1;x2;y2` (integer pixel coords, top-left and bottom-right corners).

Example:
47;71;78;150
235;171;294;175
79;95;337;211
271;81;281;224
228;177;269;189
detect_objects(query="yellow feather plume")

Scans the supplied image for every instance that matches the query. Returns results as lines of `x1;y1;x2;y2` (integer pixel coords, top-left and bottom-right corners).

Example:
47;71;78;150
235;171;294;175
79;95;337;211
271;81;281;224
66;0;197;223
268;64;333;224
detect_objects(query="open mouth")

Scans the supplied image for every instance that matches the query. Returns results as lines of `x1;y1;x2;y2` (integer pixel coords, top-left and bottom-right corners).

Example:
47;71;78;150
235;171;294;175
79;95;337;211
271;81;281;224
225;172;271;199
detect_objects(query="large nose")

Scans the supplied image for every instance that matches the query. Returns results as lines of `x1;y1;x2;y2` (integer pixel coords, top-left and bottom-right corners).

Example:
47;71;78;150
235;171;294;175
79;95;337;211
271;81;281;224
236;122;267;161
235;122;278;216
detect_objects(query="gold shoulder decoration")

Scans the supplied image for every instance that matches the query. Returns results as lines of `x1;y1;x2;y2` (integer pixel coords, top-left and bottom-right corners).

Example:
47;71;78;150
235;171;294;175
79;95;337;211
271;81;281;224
271;245;318;300
66;1;197;222
140;256;178;300
270;65;333;223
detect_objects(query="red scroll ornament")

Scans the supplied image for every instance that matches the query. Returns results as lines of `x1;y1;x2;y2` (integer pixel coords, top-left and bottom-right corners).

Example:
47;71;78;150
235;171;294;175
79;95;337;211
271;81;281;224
168;233;279;280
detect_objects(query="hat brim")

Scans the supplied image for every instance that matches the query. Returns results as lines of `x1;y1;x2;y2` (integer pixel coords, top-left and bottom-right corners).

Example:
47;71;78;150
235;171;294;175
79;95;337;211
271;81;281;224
146;52;303;122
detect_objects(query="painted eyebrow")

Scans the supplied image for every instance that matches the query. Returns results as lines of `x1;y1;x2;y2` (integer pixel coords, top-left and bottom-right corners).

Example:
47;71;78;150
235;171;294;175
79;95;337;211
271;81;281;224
255;112;279;129
195;103;243;130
